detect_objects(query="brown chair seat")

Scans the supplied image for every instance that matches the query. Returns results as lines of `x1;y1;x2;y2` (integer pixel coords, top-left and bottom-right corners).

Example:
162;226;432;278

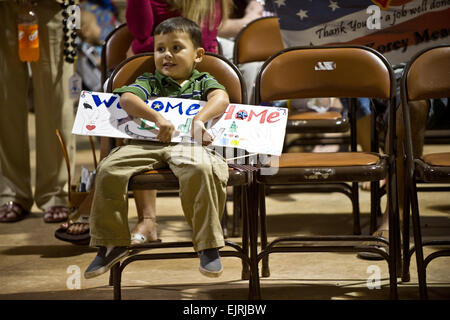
129;167;250;190
421;152;450;167
273;152;380;167
415;152;450;183
288;111;343;121
258;152;387;185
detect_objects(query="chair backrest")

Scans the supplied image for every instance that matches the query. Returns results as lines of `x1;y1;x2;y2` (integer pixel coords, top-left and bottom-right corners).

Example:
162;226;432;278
233;16;284;65
100;23;134;85
255;45;395;155
402;45;450;102
108;52;246;104
255;45;394;104
400;45;450;161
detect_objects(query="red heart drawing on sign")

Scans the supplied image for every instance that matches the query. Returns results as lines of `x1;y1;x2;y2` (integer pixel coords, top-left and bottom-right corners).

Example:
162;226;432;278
86;125;96;131
371;0;391;9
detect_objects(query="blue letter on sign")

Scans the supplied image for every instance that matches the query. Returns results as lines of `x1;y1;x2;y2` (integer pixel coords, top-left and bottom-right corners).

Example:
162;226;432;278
92;94;117;108
186;103;200;116
165;101;183;115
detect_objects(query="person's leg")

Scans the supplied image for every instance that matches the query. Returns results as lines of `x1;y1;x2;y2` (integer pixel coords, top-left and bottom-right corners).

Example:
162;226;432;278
85;144;167;278
167;144;228;277
89;146;162;247
378;99;430;233
32;1;75;222
59;189;94;236
357;113;387;191
357;114;371;153
57;188;159;248
131;189;158;244
358;100;429;260
0;1;34;220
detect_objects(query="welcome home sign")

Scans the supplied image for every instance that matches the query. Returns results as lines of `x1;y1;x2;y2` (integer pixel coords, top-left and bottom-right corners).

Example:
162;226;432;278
72;91;288;156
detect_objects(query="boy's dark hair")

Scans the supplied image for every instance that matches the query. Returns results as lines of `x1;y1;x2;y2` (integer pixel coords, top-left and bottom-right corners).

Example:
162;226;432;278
154;17;202;49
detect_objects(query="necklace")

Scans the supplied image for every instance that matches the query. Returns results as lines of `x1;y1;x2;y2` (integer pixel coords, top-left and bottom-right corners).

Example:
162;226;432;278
60;0;78;64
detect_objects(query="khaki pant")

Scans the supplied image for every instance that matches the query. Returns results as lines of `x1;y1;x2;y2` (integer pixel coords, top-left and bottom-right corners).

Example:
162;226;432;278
0;0;75;211
90;142;229;252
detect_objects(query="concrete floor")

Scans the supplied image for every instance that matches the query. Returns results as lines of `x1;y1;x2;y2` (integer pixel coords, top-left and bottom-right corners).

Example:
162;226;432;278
0;114;449;301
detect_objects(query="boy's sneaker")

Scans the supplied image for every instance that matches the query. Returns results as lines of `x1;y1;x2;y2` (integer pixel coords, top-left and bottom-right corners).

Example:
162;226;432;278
199;248;223;278
84;246;129;279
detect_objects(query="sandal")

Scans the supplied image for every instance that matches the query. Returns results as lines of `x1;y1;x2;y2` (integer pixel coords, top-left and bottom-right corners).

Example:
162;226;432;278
0;201;30;223
54;215;90;245
130;217;161;245
43;206;70;223
357;229;389;261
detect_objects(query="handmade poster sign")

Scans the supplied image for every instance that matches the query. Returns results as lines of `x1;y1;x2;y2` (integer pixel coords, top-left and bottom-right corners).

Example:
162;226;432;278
72;91;288;156
272;0;449;65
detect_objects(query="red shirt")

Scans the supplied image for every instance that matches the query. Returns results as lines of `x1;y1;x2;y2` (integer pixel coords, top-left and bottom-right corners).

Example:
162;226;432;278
126;0;222;54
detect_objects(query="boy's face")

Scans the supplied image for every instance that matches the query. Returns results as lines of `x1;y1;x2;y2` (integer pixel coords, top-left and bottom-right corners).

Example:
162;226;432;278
154;31;204;84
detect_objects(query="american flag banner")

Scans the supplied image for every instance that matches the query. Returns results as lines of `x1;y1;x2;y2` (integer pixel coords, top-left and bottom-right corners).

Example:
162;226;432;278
269;0;450;65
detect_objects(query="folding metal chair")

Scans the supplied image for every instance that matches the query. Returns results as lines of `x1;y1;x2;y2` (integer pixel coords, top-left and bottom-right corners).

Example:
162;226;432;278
250;45;400;299
105;52;257;299
233;16;363;238
399;45;450;299
98;23;134;159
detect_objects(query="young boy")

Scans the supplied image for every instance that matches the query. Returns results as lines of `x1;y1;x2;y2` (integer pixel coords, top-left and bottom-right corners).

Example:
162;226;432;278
84;17;230;279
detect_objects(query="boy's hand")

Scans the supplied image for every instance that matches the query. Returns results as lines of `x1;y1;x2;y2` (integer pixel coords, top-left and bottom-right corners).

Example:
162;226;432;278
155;117;175;143
191;119;213;146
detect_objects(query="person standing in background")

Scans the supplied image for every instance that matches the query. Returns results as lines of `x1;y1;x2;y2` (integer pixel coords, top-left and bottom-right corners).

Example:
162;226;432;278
126;0;230;56
0;0;75;223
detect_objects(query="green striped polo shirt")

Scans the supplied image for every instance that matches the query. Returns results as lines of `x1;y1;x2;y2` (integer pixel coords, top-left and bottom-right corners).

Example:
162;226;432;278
113;69;226;102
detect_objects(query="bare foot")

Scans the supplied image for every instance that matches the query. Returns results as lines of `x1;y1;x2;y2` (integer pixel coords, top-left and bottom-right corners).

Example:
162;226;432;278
67;222;90;235
43;206;70;223
131;217;158;244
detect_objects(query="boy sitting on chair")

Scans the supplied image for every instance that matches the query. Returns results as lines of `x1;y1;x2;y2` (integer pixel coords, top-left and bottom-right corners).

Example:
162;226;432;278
84;17;230;279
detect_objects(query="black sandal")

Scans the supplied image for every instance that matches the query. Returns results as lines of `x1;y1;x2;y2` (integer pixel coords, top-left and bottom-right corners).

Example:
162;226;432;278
54;216;90;245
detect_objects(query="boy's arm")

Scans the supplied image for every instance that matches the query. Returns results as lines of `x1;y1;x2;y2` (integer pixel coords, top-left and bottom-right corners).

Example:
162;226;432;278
119;92;175;143
191;89;230;145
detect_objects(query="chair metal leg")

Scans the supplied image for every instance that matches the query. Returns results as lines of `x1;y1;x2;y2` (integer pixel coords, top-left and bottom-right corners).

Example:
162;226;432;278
395;197;403;277
410;179;428;299
402;179;411;282
370;181;379;235
352;182;361;235
259;184;270;278
232;186;242;237
248;174;261;299
222;203;229;238
241;186;250;281
112;262;122;300
108;267;114;286
388;249;399;300
387;167;399;299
